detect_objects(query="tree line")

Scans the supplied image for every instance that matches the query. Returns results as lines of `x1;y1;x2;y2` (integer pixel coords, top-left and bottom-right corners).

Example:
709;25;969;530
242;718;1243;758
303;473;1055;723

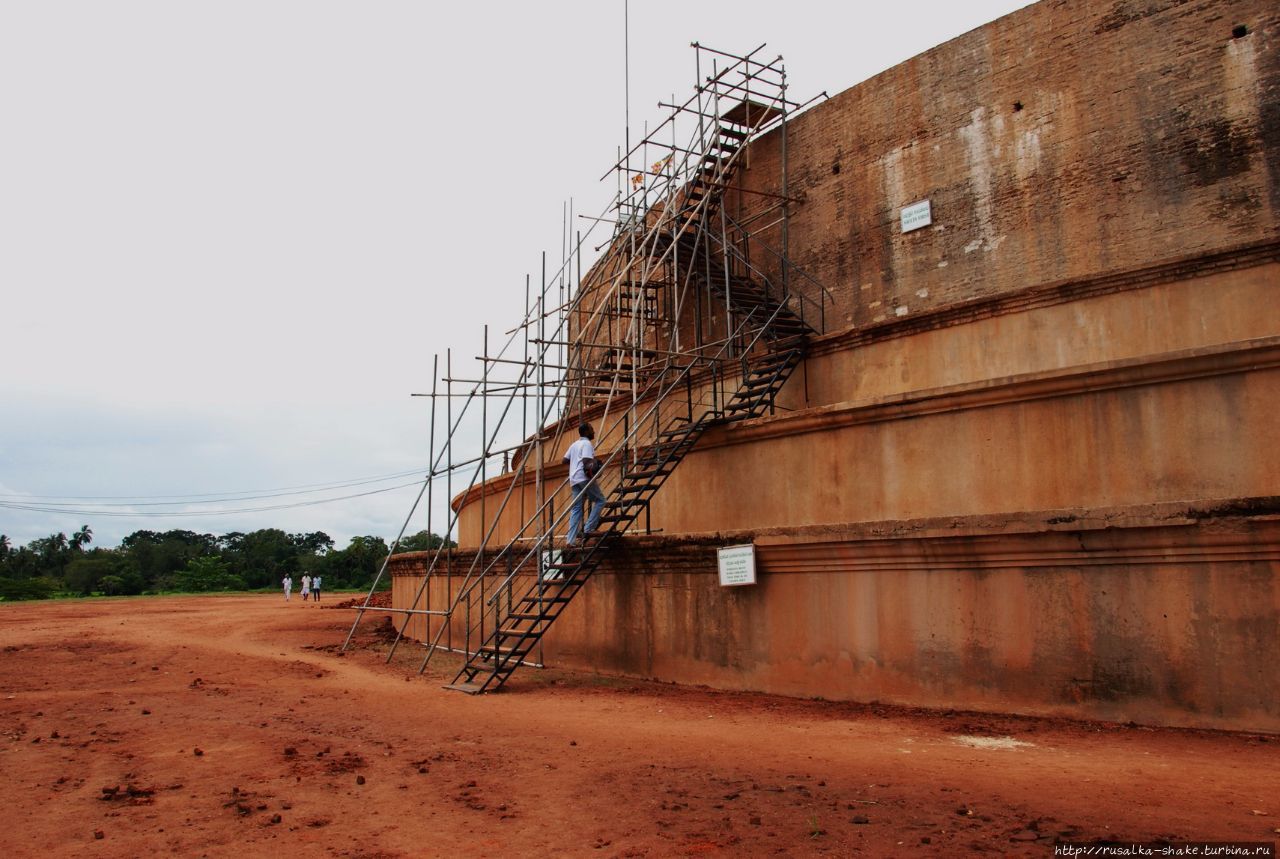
0;527;452;601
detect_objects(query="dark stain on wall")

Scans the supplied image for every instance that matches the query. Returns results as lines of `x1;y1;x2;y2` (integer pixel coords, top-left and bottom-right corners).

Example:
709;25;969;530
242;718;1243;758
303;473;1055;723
1176;116;1260;187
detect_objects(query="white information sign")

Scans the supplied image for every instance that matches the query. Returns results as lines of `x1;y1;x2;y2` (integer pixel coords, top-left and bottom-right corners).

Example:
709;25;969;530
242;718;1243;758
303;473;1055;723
717;544;757;587
900;199;932;233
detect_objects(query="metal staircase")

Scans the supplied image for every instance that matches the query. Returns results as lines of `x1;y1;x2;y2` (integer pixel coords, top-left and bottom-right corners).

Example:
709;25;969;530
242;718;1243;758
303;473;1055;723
445;331;809;694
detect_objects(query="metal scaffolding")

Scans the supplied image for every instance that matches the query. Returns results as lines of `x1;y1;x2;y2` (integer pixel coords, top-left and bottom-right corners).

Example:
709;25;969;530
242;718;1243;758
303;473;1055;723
342;43;831;692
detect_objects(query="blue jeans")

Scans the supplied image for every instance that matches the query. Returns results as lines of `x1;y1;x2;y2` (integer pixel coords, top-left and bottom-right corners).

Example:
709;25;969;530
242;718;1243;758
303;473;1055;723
566;480;605;545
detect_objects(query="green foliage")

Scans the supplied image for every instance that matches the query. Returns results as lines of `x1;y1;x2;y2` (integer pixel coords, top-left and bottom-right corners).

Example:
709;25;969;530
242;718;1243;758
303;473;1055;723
808;814;825;839
397;530;456;553
0;576;58;601
0;525;453;597
315;535;388;589
97;575;126;596
118;529;218;585
229;528;296;589
164;556;246;593
65;556;123;595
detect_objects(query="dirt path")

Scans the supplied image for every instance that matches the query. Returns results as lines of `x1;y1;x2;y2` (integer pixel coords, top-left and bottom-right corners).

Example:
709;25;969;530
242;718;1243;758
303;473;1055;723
0;595;1276;857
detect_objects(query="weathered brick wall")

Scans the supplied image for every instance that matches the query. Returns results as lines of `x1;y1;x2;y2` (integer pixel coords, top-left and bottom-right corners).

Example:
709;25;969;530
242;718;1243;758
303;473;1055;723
391;506;1280;731
735;0;1280;327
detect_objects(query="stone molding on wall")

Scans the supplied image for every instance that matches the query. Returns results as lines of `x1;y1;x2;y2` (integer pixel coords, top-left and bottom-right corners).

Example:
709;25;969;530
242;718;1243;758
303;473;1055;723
393;497;1280;580
802;237;1280;360
708;334;1280;449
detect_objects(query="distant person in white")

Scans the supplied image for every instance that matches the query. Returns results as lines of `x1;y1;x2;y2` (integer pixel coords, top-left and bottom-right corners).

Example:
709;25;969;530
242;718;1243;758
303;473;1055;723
282;575;293;601
311;575;321;602
563;422;604;546
300;574;311;602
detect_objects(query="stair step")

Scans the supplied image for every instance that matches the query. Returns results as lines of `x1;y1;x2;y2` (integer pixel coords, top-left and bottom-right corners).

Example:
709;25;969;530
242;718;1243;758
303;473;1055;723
640;439;692;454
727;391;780;408
742;372;788;388
519;594;574;604
738;371;786;388
442;682;485;695
718;126;749;140
626;468;672;481
740;368;787;385
752;356;797;372
507;611;552;621
751;358;796;374
635;450;689;465
616;482;659;494
751;355;799;372
479;644;530;656
760;342;805;356
635;448;687;464
597;513;636;524
603;501;645;513
730;385;781;402
495;625;543;639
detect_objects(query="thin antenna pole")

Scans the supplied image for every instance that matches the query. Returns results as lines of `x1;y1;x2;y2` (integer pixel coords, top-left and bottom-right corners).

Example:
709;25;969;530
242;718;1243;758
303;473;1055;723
624;0;630;184
522;275;530;527
479;324;488;668
446;347;453;654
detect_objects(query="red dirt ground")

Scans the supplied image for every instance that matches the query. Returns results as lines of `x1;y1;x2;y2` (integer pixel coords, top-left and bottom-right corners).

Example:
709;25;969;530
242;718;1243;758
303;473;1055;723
1;595;1277;857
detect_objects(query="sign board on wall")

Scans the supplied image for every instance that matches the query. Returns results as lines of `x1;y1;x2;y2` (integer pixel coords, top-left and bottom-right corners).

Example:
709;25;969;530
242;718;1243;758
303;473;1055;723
900;199;932;233
717;544;757;587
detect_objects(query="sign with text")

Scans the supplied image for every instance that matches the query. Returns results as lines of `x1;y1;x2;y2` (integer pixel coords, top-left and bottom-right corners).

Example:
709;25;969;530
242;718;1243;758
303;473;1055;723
900;199;932;233
717;544;757;587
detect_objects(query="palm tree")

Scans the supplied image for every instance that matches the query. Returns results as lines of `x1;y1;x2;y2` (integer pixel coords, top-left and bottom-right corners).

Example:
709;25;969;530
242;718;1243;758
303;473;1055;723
70;526;93;552
0;534;10;557
40;532;68;556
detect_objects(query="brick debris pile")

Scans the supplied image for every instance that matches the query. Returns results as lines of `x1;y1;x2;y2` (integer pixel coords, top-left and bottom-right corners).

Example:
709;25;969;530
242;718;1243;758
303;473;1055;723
325;592;391;610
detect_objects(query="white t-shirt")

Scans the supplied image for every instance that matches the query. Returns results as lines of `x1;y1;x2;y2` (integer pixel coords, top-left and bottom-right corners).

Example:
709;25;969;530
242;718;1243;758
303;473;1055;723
565;437;596;485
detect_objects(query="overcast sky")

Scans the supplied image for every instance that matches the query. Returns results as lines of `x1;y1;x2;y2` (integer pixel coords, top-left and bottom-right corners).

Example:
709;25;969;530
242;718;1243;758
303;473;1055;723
0;1;1031;549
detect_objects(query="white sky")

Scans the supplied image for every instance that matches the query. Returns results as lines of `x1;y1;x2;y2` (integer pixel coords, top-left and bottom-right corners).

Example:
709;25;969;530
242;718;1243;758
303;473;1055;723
0;0;1031;549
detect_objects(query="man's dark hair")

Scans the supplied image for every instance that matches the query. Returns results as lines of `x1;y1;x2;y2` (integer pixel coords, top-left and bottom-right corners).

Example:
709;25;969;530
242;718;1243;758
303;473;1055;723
579;423;593;438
